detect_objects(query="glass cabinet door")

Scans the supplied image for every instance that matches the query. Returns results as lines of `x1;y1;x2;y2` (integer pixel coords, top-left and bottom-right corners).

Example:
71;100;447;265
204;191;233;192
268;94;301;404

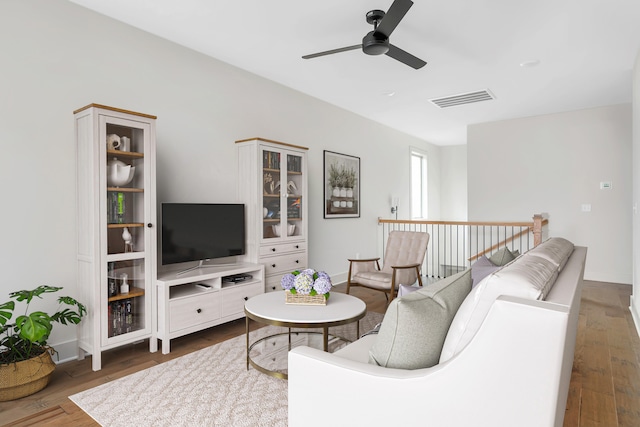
285;153;303;238
102;116;152;343
261;148;281;240
260;148;304;241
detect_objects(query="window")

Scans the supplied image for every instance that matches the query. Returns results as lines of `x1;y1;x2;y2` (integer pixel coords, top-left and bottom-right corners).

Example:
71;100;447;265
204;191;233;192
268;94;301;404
411;149;428;219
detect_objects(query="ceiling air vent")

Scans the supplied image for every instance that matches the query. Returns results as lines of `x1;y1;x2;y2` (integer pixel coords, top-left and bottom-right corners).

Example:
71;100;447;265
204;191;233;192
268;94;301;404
430;89;495;108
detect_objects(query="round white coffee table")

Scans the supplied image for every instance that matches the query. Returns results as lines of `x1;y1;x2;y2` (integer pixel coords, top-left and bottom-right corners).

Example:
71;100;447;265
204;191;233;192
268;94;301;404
244;291;366;379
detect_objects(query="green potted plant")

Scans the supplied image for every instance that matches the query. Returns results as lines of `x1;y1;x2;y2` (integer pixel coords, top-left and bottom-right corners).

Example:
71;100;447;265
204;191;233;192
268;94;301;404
0;285;86;401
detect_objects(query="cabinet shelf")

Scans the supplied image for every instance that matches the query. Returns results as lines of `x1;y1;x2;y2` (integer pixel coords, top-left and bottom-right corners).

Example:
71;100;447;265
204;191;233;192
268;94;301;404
108;287;145;302
107;187;144;193
107;223;144;229
107;149;144;159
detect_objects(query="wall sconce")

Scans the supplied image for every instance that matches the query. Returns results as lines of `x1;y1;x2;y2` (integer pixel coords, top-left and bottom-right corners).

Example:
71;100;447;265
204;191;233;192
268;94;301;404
390;196;399;219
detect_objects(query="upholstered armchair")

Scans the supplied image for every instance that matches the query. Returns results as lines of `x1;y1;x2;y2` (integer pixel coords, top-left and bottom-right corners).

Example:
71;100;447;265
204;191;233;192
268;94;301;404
346;231;430;302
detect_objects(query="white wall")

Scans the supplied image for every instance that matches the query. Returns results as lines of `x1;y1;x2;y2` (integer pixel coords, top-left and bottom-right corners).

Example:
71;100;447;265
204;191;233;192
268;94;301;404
440;145;468;221
0;0;441;360
468;105;632;284
631;49;640;332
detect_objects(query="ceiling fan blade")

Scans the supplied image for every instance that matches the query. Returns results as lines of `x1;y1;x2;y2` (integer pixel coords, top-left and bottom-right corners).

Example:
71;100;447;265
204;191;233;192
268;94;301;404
375;0;413;38
302;45;362;60
386;44;426;69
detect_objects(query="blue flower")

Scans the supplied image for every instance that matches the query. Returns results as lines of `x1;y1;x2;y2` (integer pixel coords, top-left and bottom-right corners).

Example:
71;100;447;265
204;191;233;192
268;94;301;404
313;277;332;295
316;271;331;283
281;273;296;291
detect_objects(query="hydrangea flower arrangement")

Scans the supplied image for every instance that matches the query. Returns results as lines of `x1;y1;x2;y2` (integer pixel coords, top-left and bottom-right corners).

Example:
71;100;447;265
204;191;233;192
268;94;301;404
281;268;332;299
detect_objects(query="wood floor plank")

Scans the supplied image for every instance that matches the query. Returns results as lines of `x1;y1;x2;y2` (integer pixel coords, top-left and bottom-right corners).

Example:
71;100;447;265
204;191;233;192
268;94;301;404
580;389;618;427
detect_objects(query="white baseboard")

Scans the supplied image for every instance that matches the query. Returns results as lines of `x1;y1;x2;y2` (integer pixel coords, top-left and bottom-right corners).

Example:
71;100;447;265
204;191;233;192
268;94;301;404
49;339;80;364
631;296;640;338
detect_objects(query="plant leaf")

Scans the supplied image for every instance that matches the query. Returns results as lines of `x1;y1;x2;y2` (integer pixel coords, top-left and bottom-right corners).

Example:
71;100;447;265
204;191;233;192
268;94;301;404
0;301;15;326
51;308;83;325
10;285;62;304
16;311;52;344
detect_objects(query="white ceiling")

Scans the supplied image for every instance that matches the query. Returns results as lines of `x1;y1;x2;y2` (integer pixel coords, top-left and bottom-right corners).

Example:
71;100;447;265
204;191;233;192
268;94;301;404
69;0;640;146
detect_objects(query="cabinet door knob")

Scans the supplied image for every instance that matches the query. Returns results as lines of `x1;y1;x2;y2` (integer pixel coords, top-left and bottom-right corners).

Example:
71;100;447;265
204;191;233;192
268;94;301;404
271;248;276;252
295;260;299;263
196;308;202;314
271;264;276;268
147;223;153;228
271;286;276;290
295;245;299;249
244;297;248;301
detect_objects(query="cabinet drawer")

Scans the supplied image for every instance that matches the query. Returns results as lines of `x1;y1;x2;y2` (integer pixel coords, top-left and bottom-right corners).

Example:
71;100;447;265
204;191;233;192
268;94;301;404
262;253;307;276
259;241;306;256
169;292;221;333
265;276;282;293
222;282;263;318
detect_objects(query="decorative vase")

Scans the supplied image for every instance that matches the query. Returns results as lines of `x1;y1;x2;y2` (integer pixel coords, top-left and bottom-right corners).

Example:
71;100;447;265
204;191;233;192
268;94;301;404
0;348;56;401
332;201;340;208
340;201;347;207
346;188;354;198
106;157;135;187
332;187;340;197
347;201;353;208
340;188;347;197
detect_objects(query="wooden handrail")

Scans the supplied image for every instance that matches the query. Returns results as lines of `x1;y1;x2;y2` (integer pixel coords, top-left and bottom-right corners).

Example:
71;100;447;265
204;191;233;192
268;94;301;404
378;218;547;228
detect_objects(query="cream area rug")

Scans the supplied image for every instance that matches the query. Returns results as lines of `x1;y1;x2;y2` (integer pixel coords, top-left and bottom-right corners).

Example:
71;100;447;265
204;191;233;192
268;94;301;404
70;312;383;427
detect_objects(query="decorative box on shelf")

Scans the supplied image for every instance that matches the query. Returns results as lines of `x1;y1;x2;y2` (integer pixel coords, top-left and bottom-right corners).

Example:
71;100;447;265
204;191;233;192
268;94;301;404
285;290;326;306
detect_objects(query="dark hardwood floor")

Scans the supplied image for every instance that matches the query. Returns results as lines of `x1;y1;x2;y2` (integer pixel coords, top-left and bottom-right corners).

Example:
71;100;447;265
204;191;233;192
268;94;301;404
1;281;638;426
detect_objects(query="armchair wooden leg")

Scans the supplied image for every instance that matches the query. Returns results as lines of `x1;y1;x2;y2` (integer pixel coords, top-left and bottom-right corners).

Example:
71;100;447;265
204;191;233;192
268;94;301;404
346;262;353;294
416;266;423;287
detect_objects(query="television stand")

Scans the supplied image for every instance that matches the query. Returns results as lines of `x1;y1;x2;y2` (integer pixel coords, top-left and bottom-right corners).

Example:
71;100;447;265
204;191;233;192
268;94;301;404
156;263;265;354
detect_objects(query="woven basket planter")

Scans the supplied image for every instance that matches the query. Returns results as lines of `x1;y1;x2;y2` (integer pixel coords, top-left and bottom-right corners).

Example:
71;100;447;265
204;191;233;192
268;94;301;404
285;290;326;306
0;348;56;401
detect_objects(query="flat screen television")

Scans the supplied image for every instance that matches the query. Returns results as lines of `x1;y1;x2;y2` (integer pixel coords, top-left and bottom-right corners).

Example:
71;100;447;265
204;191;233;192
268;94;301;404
161;203;245;268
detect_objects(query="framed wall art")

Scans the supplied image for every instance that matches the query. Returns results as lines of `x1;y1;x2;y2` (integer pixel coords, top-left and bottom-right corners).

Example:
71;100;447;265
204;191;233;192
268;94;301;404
323;150;360;218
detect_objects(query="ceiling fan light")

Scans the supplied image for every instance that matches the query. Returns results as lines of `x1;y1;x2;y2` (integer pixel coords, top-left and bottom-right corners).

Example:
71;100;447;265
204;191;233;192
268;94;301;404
362;31;389;55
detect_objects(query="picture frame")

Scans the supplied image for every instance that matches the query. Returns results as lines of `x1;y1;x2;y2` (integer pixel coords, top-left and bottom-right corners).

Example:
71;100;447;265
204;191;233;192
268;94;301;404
323;150;360;218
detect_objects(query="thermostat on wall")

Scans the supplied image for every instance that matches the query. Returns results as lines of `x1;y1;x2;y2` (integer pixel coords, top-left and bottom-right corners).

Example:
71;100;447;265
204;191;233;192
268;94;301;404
600;181;612;190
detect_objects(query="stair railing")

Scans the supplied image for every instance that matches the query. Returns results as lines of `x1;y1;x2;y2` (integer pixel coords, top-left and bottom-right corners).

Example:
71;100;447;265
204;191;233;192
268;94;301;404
378;214;548;280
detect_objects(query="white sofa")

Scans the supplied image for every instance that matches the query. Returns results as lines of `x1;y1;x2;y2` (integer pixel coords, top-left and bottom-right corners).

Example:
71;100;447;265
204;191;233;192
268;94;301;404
289;238;586;427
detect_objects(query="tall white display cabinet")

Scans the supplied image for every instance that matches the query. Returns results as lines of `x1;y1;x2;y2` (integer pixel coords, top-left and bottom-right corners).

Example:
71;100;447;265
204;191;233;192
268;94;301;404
236;138;308;292
75;104;157;371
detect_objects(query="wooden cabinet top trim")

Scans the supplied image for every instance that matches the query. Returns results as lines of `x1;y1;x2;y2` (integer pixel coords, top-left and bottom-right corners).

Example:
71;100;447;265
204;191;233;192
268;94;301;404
235;137;308;151
73;103;157;119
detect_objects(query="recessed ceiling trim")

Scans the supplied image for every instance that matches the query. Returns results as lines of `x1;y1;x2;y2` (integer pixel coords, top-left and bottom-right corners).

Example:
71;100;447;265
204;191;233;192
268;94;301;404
430;89;495;108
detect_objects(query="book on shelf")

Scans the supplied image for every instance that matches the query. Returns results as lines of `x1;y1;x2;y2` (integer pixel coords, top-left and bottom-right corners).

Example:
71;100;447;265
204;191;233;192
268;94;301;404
108;298;135;337
263;151;281;170
107;191;126;224
287;155;301;173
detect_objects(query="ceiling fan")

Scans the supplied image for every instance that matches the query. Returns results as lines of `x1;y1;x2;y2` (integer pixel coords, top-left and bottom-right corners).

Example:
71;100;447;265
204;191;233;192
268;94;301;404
302;0;426;69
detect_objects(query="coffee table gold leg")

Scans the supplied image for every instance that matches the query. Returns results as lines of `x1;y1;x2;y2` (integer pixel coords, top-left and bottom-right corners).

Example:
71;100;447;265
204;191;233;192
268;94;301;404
288;327;292;351
246;316;250;371
323;326;329;351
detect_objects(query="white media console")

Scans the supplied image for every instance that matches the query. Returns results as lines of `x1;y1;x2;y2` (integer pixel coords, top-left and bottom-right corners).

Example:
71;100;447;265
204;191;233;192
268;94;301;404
156;263;265;354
